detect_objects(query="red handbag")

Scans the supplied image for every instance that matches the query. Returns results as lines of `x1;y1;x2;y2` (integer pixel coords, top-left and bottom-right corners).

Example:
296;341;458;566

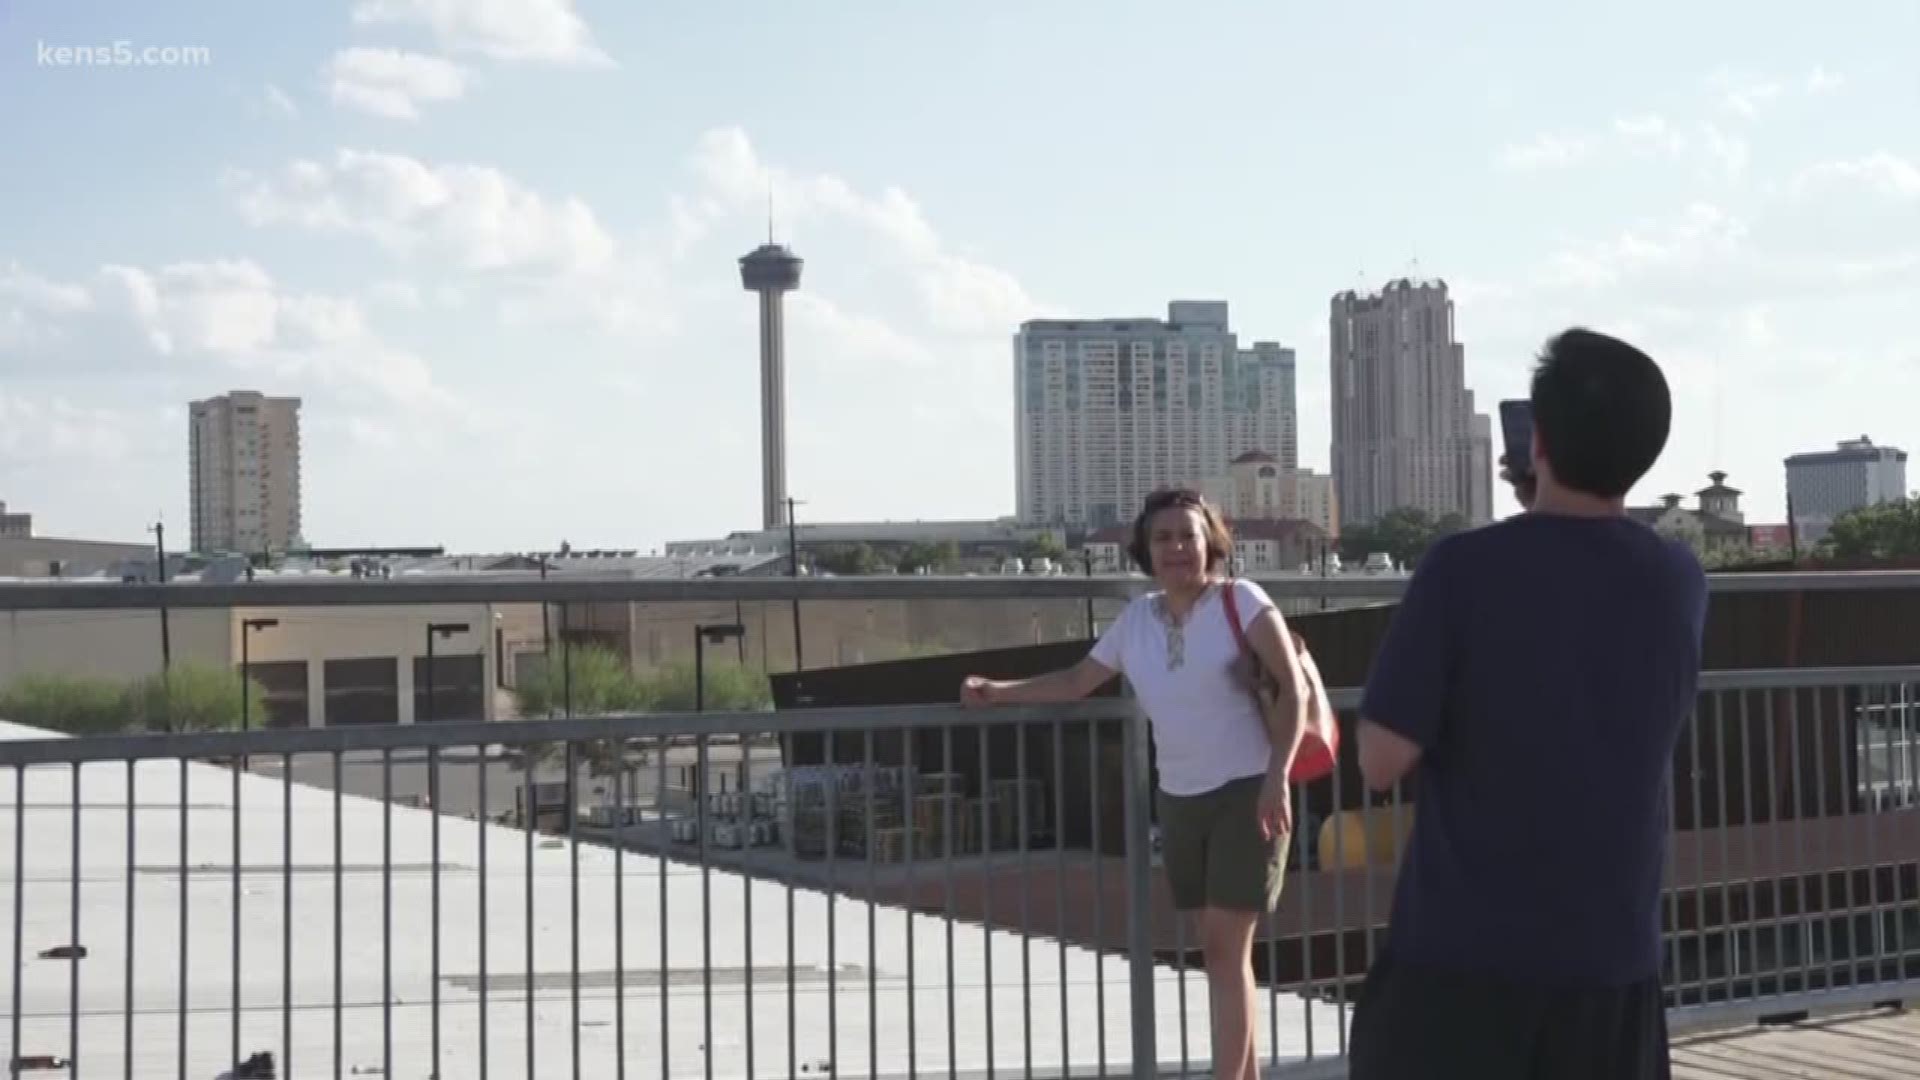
1222;583;1341;783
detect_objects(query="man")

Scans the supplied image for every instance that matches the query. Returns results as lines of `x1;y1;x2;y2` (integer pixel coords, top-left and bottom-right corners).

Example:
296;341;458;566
1348;329;1707;1079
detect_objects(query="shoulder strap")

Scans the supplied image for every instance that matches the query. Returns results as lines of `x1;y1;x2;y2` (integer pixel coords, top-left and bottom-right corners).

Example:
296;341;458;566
1220;578;1252;658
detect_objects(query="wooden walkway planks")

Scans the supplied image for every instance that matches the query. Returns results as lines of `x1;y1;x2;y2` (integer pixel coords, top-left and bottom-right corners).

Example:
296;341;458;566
1672;1008;1920;1079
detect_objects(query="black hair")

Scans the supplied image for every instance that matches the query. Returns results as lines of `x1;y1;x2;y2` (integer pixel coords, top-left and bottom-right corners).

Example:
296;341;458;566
1530;328;1672;499
1126;488;1233;574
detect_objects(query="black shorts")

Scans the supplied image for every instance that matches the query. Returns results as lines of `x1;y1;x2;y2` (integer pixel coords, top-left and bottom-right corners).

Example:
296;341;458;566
1349;950;1671;1080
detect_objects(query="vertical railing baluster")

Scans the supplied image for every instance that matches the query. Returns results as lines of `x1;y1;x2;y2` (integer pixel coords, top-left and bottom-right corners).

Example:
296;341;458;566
742;733;757;1080
1297;777;1315;1063
179;758;190;1080
232;753;243;1073
827;730;840;1076
1813;687;1836;990
126;760;137;1080
1715;691;1737;1005
1863;683;1886;988
613;743;628;1080
568;741;583;1080
1789;691;1811;991
864;729;878;1080
699;734;714;1080
382;749;394;1076
1689;701;1708;1005
332;754;343;1080
282;753;293;1079
944;723;958;1080
980;722;996;1079
782;730;797;1080
12;766;27;1080
1121;703;1157;1080
431;745;443;1076
1737;692;1759;1002
1017;723;1033;1080
658;738;670;1080
1089;717;1106;1077
478;745;490;1080
1052;718;1068;1080
1762;692;1785;996
1330;740;1348;1056
70;763;82;1077
904;727;919;1080
524;748;537;1080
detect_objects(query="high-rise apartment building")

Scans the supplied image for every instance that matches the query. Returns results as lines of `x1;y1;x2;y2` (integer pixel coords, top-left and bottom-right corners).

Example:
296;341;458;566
189;391;303;554
1329;278;1492;528
1786;436;1909;545
1014;302;1296;527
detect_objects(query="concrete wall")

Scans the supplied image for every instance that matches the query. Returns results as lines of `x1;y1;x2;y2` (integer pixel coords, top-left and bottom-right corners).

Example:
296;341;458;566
0;608;233;686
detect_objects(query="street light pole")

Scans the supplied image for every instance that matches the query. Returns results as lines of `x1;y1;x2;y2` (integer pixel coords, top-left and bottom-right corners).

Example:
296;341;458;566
786;496;804;671
151;522;173;729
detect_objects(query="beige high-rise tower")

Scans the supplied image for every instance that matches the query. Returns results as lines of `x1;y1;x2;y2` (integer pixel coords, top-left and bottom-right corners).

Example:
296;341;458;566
1329;279;1491;528
188;391;303;554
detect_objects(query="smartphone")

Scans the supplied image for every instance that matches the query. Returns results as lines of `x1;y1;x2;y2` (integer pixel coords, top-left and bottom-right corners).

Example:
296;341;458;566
1498;399;1534;477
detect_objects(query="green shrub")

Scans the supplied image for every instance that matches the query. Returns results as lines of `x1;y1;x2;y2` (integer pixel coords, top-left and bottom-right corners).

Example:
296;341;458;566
0;664;264;735
513;645;650;718
0;674;131;735
126;664;267;733
641;661;773;713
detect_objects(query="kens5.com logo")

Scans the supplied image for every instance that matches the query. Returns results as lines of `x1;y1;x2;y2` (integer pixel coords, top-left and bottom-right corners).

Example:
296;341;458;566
37;39;213;68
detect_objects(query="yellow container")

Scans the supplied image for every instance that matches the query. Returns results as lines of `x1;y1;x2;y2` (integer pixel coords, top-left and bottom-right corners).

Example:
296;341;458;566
1317;806;1415;870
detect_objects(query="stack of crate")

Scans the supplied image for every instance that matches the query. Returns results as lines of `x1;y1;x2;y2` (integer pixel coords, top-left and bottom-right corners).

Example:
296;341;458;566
909;772;972;858
984;778;1049;851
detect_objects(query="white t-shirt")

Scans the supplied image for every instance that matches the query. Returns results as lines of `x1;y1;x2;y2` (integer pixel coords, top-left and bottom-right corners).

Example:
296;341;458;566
1088;578;1277;796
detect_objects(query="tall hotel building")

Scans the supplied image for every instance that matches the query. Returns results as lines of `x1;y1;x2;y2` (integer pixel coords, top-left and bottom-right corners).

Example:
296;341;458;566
1329;279;1492;528
189;390;303;554
1014;302;1296;527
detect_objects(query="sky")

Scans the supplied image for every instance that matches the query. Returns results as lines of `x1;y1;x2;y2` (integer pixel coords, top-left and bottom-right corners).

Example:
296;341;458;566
1;0;1916;552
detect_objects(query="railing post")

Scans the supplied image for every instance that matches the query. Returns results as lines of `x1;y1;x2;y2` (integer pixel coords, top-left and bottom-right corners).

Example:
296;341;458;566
1121;700;1158;1078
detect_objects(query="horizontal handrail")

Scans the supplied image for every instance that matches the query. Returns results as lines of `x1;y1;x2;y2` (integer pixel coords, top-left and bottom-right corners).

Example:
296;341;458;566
0;699;1140;766
2;665;1914;767
2;569;1920;610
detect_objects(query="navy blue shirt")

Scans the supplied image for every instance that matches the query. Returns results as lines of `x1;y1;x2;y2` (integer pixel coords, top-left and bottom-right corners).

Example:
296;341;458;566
1361;512;1707;986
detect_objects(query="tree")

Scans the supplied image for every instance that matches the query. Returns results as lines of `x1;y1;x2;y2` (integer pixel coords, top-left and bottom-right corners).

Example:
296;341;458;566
1339;508;1467;568
812;542;883;576
640;661;774;713
1020;534;1066;563
1822;498;1920;563
897;541;961;574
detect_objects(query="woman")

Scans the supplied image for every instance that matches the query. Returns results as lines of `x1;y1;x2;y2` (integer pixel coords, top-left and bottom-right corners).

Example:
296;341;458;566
961;488;1310;1080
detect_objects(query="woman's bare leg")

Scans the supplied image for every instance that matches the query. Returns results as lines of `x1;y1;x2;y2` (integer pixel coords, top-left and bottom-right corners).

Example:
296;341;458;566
1200;907;1262;1080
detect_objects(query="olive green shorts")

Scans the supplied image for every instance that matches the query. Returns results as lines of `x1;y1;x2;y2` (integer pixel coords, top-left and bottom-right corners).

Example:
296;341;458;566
1158;774;1290;913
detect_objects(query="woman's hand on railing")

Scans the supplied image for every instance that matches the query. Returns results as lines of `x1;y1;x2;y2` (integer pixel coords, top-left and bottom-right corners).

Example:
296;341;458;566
959;675;1001;708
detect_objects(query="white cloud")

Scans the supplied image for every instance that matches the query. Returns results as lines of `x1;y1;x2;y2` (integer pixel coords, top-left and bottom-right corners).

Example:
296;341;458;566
0;392;145;466
686;127;1047;333
262;84;299;118
225;150;616;273
1710;70;1783;118
1496;133;1591;171
1806;66;1845;94
1613;114;1688;157
350;0;611;67
326;48;468;120
1795;153;1920;200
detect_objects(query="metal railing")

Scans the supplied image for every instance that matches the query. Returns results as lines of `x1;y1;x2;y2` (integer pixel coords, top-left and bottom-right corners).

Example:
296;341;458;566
0;666;1916;1078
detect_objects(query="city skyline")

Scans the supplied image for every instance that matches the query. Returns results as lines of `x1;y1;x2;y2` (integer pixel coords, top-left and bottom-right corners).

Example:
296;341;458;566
1;1;1915;551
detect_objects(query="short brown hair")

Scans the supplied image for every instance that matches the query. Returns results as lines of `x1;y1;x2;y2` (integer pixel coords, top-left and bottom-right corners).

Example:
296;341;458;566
1127;488;1234;574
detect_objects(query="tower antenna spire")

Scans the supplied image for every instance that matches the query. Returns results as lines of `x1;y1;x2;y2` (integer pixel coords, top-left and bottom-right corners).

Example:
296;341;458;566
767;179;775;244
